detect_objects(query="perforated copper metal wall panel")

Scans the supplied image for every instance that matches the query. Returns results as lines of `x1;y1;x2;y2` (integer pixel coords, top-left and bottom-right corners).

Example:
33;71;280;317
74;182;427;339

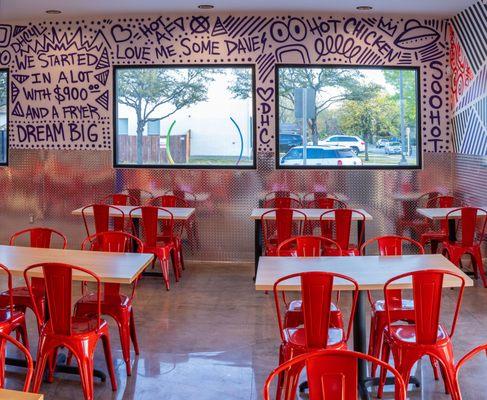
0;150;454;262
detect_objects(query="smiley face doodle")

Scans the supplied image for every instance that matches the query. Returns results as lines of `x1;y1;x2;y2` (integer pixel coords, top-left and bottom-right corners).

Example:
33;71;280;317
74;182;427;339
270;18;310;63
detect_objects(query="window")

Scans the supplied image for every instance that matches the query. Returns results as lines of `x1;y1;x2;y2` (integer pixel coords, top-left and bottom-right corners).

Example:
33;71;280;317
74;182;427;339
114;65;255;168
0;70;7;165
147;119;160;135
276;66;420;169
117;118;129;135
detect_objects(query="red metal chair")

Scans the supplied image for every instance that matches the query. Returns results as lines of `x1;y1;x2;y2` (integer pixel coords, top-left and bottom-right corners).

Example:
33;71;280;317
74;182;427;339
164;189;200;249
0;228;67;327
273;272;358;400
130;206;179;290
150;196;186;271
264;349;407;400
301;191;328;206
359;235;438;379
442;207;487;287
74;231;143;376
396;191;440;238
420;196;459;253
277;237;343;330
24;262;117;399
0;264;30;388
81;204;126;237
261;209;307;256
102;193;139;206
0;331;33;392
454;343;487;399
264;190;299;202
378;269;466;399
319;209;366;256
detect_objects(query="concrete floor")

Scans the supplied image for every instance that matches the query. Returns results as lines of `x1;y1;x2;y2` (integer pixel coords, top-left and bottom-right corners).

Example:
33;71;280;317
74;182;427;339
4;262;487;399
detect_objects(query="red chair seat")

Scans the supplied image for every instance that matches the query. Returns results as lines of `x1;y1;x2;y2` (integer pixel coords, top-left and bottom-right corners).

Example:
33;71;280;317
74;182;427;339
285;300;343;329
386;324;449;345
76;292;130;308
283;327;344;348
65;317;109;336
0;309;26;330
373;298;414;313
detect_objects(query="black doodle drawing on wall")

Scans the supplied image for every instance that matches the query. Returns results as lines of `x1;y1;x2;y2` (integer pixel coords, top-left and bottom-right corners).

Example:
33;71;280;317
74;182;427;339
0;14;450;152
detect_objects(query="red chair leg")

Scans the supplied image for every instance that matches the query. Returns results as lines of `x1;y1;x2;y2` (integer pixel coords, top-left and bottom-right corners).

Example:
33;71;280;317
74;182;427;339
116;312;132;376
17;318;30;351
158;257;170;291
472;249;487;288
47;347;59;383
129;308;140;355
377;339;391;399
370;314;386;378
76;351;95;400
101;333;117;391
32;339;52;393
0;337;6;388
430;355;440;380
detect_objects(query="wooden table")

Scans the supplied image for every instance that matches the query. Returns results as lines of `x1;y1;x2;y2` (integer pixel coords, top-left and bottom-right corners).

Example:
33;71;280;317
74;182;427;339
255;254;473;399
250;208;373;278
0;389;43;399
72;205;195;220
1;245;152;383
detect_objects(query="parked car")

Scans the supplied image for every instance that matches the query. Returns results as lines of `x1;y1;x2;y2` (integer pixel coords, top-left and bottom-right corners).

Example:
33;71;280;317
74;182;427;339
280;146;363;166
385;141;402;155
279;133;303;153
319;135;365;154
376;138;389;148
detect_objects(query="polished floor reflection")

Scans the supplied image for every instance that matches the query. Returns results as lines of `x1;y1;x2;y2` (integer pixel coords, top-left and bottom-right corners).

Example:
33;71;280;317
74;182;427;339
4;262;487;399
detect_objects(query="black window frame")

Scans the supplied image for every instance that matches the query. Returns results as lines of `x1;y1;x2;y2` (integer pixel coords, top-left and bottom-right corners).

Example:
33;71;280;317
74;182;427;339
113;64;257;170
0;68;8;166
275;64;422;170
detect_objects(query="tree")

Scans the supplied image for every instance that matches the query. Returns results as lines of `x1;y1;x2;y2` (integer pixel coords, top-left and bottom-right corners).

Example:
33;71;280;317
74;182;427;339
278;69;381;144
383;70;418;131
339;93;399;160
117;68;216;164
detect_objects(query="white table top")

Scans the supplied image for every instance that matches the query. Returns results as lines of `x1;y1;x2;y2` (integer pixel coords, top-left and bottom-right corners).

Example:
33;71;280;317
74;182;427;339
251;208;373;221
255;254;473;291
392;192;425;201
417;207;487;220
0;245;153;284
72;205;195;220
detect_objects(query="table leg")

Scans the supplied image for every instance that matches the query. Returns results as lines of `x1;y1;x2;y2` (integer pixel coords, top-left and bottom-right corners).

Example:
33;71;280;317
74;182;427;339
354;291;370;399
448;219;457;242
357;220;365;247
254;219;262;281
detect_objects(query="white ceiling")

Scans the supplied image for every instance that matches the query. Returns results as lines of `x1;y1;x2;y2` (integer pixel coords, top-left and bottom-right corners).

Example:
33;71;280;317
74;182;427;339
0;0;478;20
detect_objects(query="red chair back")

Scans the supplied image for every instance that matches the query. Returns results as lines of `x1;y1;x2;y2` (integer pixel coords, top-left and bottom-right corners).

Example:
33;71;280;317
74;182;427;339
24;263;102;337
455;343;487;399
102;193;139;206
360;235;425;256
264;349;406;400
446;207;487;247
0;331;33;392
82;204;125;237
10;227;67;249
82;231;143;300
263;197;301;208
123;188;154;205
262;208;307;249
130;206;174;248
320;209;365;251
306;197;347;209
384;270;465;345
273;272;358;349
150;195;189;208
277;236;343;257
360;235;424;309
0;264;14;317
165;189;196;203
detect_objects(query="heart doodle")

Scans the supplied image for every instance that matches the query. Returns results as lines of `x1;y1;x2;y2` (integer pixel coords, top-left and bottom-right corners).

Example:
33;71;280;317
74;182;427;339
256;87;274;102
111;24;133;43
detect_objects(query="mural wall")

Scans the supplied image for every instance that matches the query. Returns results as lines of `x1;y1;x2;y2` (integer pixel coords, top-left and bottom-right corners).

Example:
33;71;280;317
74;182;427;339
450;0;487;155
0;14;451;153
